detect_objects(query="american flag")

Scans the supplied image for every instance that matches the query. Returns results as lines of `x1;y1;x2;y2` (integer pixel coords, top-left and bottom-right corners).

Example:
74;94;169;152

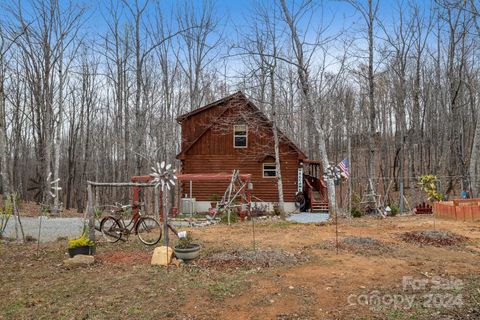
338;158;350;179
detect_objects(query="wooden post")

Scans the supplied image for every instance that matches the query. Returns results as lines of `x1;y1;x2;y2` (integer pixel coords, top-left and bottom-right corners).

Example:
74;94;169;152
154;186;160;221
347;134;352;215
87;183;95;242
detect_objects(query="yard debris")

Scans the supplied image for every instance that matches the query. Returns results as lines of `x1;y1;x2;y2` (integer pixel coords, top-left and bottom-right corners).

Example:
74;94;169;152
171;217;220;228
172;258;184;267
193;249;307;270
399;230;468;247
63;254;95;268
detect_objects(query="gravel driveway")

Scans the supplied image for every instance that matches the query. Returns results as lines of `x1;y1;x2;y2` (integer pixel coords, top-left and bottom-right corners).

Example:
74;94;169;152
2;217;90;243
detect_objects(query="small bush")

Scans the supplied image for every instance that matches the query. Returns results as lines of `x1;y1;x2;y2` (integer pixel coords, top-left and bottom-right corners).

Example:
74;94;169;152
94;208;103;219
389;204;399;216
220;210;239;224
351;208;362;218
25;235;36;242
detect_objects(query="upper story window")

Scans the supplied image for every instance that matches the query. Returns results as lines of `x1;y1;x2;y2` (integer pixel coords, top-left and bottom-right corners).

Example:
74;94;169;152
234;124;247;148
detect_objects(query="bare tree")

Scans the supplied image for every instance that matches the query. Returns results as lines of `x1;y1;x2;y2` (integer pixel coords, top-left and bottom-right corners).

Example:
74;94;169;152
176;0;222;111
280;0;338;216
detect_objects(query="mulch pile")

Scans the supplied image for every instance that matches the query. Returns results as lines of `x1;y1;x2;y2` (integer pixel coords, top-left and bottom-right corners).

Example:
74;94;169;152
96;251;151;265
192;249;307;270
339;236;392;256
399;230;468;247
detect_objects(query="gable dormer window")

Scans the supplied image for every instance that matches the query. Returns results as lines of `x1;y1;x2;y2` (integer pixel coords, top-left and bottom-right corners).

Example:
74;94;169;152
234;124;247;148
263;163;277;178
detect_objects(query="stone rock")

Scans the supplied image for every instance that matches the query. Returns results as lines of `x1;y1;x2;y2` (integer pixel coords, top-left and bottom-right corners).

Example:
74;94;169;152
171;258;184;267
151;246;173;266
63;254;95;268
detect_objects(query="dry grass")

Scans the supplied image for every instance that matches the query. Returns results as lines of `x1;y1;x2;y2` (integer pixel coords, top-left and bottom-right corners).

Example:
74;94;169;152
1;214;480;320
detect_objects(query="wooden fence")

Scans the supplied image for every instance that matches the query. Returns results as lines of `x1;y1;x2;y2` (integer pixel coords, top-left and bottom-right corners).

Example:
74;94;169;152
433;199;480;222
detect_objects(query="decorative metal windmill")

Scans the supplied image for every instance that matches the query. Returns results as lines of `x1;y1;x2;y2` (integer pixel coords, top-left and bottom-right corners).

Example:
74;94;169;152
323;164;342;185
149;161;177;191
149;161;177;246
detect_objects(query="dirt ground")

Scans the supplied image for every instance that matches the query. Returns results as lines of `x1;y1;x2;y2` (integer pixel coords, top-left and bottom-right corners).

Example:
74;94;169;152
1;214;479;320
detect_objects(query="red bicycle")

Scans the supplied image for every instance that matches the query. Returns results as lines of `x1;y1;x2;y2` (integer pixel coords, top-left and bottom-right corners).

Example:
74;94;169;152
100;202;162;245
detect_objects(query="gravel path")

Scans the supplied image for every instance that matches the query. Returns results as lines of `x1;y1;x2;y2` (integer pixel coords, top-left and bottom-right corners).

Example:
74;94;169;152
2;214;327;242
2;217;88;242
287;213;329;223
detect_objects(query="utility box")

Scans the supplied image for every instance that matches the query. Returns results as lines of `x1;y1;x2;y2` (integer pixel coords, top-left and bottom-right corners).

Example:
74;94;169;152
181;198;196;214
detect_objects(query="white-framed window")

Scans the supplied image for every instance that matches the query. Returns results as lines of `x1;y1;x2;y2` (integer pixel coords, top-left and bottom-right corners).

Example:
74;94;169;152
234;124;247;148
263;163;277;178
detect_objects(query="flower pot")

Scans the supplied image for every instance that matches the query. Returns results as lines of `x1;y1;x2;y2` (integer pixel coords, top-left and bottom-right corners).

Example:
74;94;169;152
174;243;201;261
68;246;95;258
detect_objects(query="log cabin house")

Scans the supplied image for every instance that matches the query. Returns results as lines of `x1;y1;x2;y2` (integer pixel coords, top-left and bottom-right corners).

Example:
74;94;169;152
176;91;328;213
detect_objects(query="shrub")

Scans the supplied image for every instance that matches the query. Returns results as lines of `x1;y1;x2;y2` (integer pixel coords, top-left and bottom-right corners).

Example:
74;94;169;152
351;193;361;208
389;204;399;216
350;193;363;218
220;210;239;224
94;208;103;219
351;208;363;218
25;235;37;242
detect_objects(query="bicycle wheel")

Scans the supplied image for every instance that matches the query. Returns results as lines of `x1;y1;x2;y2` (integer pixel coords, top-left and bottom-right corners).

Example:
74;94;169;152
100;216;123;243
136;217;162;245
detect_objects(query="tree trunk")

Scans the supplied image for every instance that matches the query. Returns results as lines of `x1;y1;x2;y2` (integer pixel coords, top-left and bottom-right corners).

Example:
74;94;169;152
0;78;10;197
271;69;285;219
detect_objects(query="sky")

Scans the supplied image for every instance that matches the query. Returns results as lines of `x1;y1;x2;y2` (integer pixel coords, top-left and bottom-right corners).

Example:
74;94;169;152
1;0;435;79
4;0;434;46
77;0;433;42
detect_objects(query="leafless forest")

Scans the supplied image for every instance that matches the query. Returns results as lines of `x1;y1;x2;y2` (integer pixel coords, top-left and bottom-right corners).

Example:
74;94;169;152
0;0;479;212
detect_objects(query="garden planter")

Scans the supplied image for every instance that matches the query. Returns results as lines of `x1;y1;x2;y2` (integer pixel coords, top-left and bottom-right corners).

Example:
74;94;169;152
174;243;201;261
68;246;95;258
